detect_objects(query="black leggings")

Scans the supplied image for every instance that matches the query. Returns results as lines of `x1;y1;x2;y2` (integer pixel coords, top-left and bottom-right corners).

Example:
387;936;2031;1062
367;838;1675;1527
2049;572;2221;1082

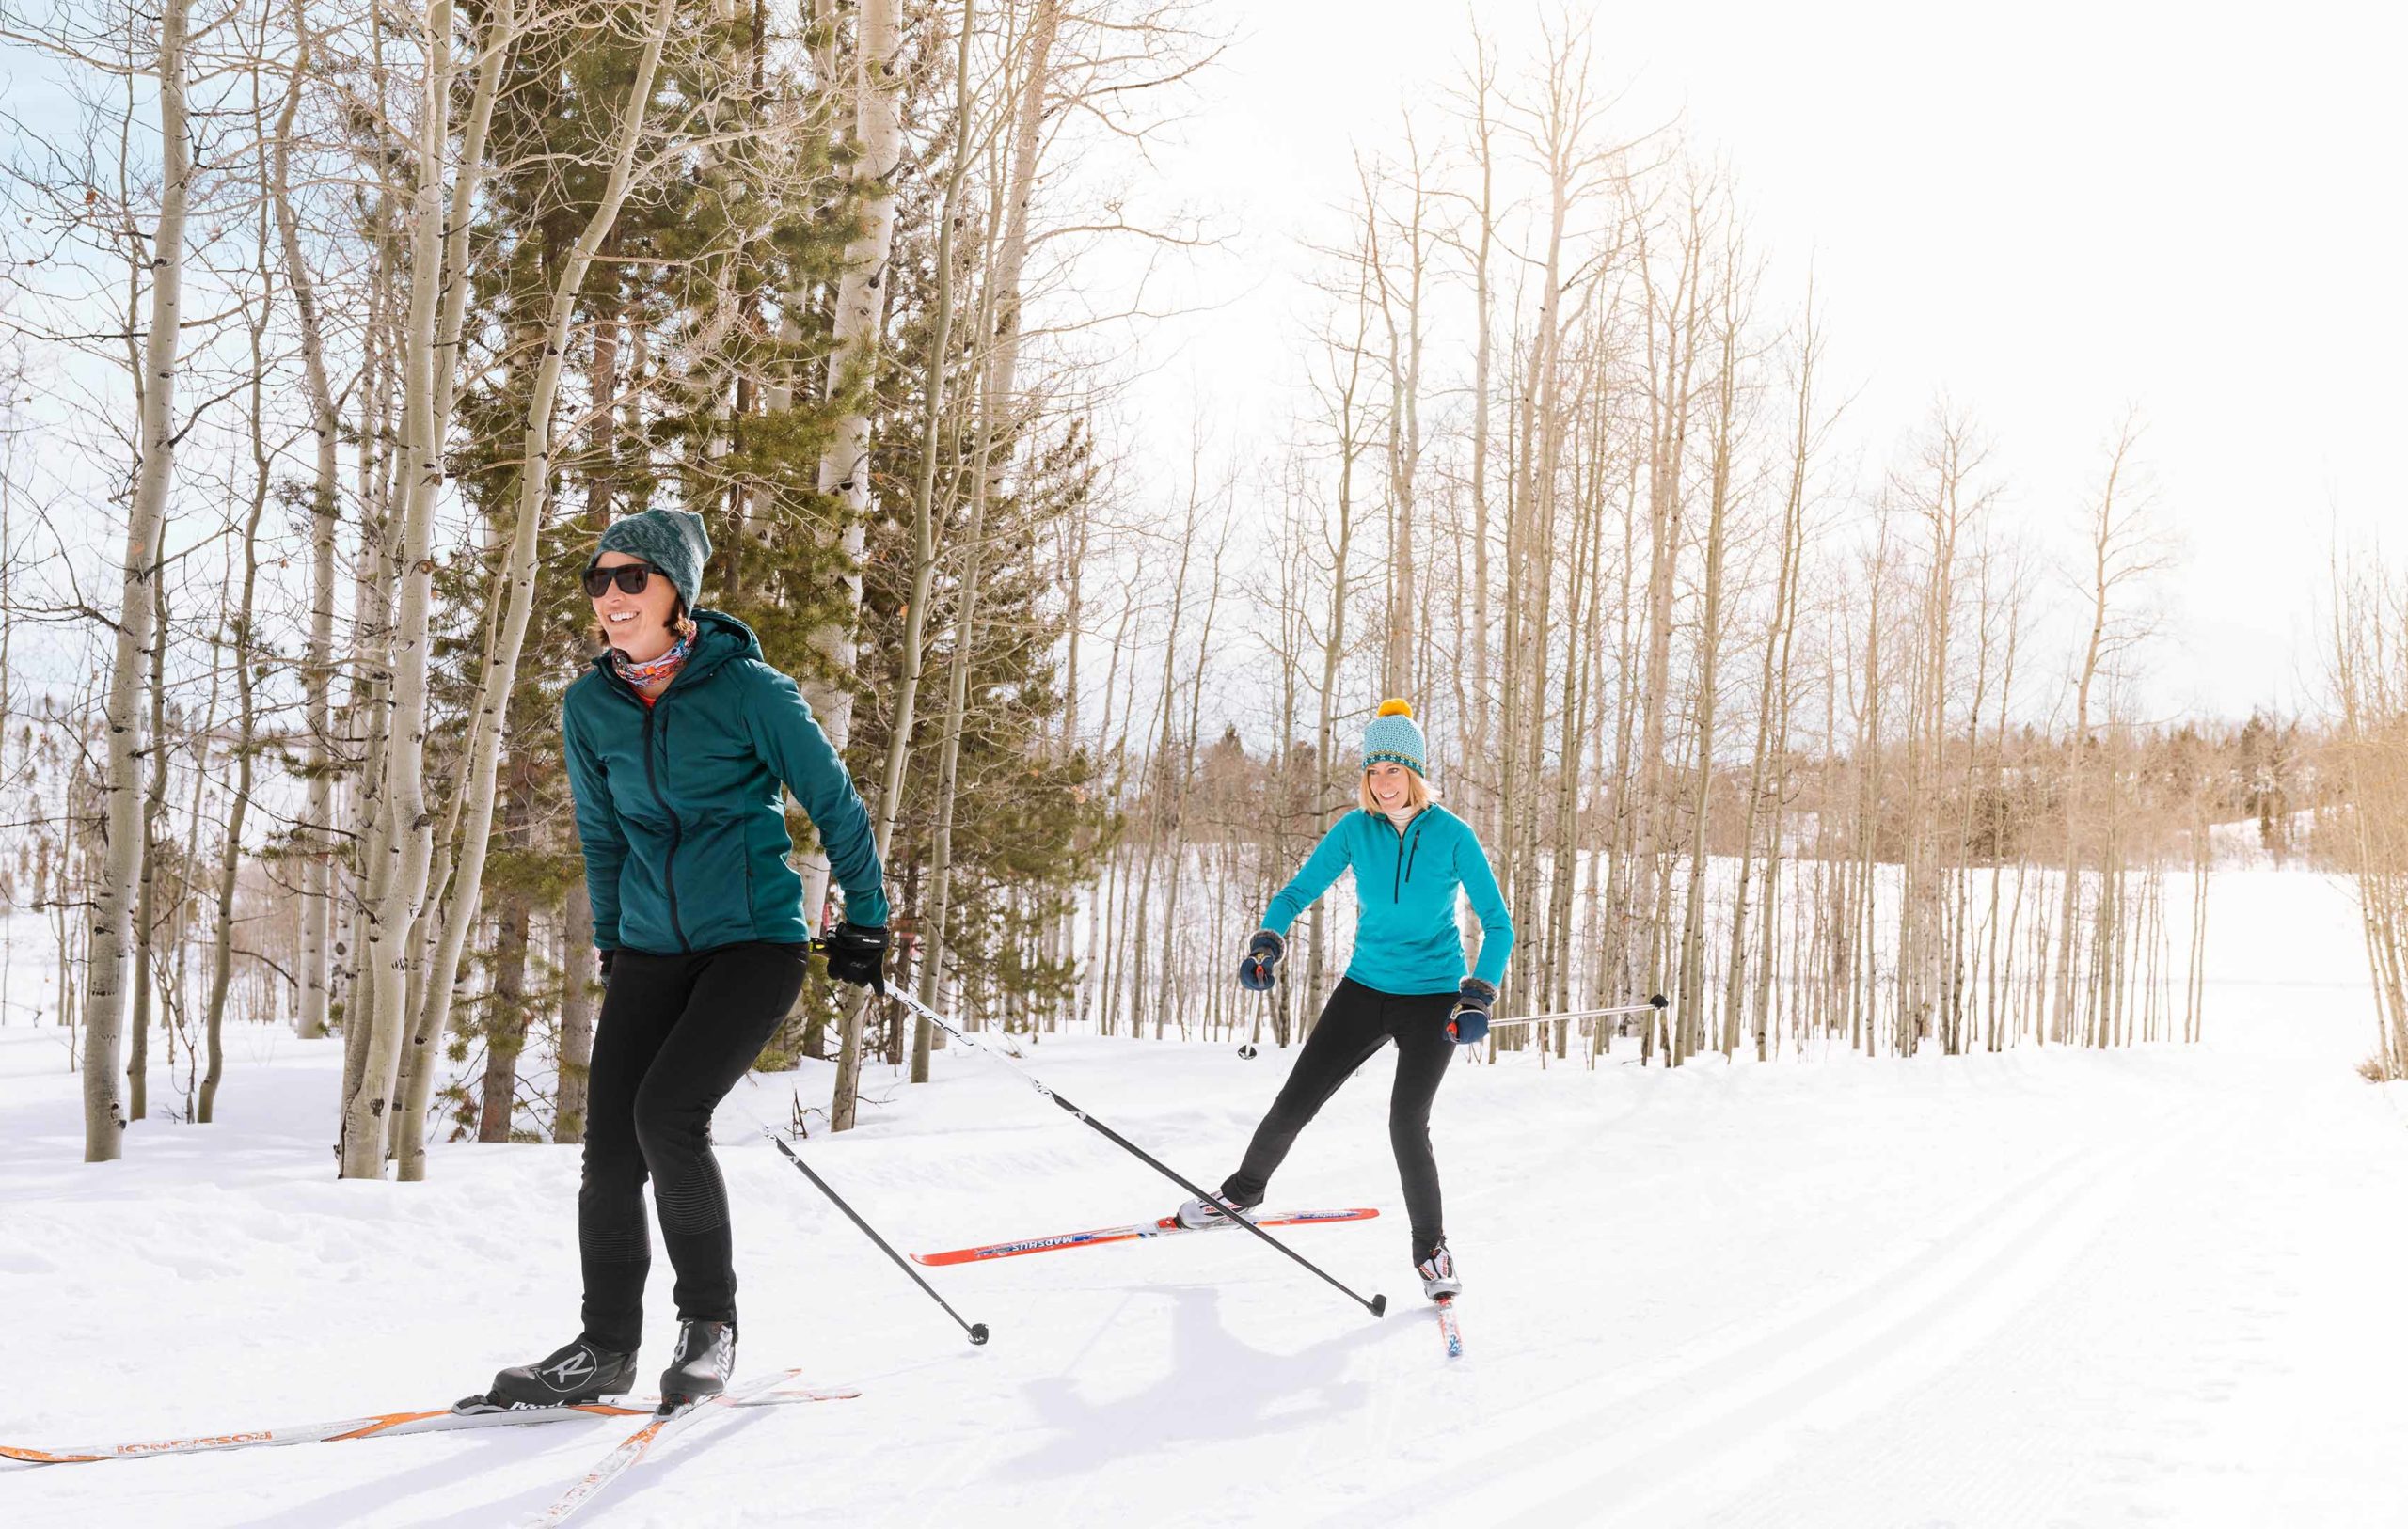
1222;977;1457;1257
578;940;808;1353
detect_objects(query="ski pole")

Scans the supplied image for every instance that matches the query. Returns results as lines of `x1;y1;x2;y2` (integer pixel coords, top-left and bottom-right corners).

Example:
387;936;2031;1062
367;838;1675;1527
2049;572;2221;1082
1481;994;1669;1030
873;981;1388;1321
762;1129;990;1346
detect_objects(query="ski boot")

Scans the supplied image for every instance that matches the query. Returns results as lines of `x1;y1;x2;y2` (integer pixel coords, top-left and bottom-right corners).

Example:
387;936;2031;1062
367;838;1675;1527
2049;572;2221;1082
463;1337;639;1412
1417;1242;1462;1300
658;1318;737;1410
1173;1190;1260;1231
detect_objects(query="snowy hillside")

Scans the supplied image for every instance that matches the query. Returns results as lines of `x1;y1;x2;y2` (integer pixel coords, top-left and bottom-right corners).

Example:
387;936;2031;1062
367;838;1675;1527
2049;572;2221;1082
6;867;2408;1528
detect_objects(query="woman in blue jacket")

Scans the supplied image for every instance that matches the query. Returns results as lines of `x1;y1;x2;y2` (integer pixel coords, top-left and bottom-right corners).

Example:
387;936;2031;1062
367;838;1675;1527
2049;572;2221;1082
476;507;889;1412
1177;701;1513;1300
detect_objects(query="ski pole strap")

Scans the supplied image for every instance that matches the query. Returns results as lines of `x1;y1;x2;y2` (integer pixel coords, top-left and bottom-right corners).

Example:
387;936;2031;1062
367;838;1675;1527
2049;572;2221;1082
883;987;1389;1321
1482;995;1670;1030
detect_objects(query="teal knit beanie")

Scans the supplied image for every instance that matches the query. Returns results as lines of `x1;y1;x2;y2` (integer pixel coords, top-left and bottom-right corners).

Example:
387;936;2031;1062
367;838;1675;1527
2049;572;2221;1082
1361;699;1428;778
591;508;712;613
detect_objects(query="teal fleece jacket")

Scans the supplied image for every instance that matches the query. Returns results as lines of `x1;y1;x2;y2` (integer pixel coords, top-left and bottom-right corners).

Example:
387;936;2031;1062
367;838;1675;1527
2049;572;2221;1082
1260;805;1513;995
562;609;888;954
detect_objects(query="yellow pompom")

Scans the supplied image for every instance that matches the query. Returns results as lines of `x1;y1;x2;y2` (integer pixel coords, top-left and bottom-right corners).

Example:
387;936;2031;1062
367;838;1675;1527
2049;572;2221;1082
1376;698;1414;719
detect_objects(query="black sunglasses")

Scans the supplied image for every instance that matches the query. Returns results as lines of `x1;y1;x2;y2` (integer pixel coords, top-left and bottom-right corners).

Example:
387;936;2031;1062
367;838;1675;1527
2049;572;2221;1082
582;562;657;598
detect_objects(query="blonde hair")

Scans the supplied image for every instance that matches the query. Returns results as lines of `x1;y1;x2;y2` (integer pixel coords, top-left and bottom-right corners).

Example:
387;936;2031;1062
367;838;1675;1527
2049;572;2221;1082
1359;766;1435;815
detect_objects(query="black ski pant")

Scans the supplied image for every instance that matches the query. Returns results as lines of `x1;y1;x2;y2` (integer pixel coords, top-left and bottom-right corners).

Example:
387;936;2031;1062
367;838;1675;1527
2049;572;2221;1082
578;940;808;1354
1222;977;1457;1258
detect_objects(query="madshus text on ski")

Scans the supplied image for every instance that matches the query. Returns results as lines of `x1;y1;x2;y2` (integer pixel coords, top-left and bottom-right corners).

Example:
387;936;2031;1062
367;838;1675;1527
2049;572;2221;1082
2;512;1656;1521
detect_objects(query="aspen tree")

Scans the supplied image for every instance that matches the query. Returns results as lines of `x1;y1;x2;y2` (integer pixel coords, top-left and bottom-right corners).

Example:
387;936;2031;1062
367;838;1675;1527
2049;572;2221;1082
2049;416;2159;1050
800;0;903;924
128;572;171;1123
913;0;1062;1079
555;882;598;1140
848;0;978;1118
1675;203;1746;1056
271;0;341;1043
1728;288;1825;1061
340;0;515;1179
391;0;674;1177
199;143;280;1123
83;0;193;1160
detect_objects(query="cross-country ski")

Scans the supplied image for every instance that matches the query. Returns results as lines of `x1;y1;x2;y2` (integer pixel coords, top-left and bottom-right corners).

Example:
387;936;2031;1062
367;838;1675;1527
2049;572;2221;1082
0;1384;857;1470
1434;1297;1464;1360
520;1370;801;1529
912;1206;1379;1266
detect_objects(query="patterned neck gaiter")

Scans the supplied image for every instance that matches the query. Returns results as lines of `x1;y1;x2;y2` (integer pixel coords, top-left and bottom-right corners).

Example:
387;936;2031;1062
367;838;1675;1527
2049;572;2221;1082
611;630;691;689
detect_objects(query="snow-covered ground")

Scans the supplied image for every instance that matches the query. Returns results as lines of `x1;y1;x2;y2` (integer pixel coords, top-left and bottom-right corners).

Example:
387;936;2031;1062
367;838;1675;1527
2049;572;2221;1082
7;868;2408;1528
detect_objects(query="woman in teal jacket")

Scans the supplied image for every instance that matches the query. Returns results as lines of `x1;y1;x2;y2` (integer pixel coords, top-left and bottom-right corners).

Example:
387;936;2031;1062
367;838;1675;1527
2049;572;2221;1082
1176;700;1513;1300
477;508;888;1413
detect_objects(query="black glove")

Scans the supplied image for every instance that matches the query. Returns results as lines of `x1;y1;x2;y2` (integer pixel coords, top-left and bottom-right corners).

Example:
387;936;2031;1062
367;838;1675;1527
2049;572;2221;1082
1447;977;1497;1045
823;921;889;994
597;948;616;983
1237;929;1285;992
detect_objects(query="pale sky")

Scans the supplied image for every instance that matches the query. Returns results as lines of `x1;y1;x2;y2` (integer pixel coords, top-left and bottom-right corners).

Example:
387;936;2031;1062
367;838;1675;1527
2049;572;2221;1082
1095;0;2408;723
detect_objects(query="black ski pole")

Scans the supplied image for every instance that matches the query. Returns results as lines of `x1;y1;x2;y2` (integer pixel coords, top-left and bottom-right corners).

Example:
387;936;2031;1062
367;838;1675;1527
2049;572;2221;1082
872;981;1387;1320
763;1128;990;1346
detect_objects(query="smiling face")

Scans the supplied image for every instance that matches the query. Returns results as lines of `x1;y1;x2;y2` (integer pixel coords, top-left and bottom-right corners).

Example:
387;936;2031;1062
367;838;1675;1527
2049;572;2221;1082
589;550;681;663
1366;761;1413;812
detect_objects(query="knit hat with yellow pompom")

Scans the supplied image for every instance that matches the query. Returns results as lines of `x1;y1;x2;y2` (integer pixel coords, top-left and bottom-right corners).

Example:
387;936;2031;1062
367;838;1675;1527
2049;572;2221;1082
1361;699;1429;778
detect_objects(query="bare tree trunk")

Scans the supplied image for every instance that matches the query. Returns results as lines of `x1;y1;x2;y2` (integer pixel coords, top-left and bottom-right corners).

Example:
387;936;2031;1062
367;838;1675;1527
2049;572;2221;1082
274;0;340;1042
912;0;1059;1080
1680;234;1740;1055
129;572;170;1123
393;0;668;1179
2052;421;2145;1048
818;0;907;1130
200;197;279;1122
85;0;192;1160
1734;294;1820;1061
557;882;597;1143
800;0;901;907
1458;30;1498;846
341;0;491;1179
478;890;531;1142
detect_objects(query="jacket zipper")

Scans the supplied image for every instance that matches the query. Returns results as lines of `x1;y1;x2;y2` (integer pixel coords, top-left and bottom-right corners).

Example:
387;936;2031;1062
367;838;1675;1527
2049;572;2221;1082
1391;810;1427;900
638;693;691;953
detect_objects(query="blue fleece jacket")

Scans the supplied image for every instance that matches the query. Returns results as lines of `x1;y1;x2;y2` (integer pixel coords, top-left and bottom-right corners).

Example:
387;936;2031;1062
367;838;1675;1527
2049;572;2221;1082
1260;805;1514;995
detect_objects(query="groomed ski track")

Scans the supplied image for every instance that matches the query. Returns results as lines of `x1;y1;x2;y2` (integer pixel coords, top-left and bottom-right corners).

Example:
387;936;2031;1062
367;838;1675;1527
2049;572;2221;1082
7;871;2408;1527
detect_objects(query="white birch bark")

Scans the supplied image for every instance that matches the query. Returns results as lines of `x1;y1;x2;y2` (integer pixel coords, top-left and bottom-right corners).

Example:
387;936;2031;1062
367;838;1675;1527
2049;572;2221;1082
392;0;672;1180
83;0;193;1161
844;0;975;1119
272;0;340;1041
809;0;905;1129
340;0;467;1178
912;0;1059;1076
799;0;904;919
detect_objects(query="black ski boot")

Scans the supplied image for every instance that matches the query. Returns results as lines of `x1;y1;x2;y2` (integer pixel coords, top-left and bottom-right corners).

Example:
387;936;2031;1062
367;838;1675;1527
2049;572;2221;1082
658;1319;737;1409
466;1337;639;1412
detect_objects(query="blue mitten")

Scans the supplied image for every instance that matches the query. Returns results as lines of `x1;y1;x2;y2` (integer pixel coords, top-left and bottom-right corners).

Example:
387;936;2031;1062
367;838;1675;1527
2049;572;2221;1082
1238;929;1285;992
1448;977;1497;1045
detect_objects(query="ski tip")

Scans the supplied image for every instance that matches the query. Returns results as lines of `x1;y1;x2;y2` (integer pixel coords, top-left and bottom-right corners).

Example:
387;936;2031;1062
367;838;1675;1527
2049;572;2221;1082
1370;1293;1389;1319
968;1323;990;1346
